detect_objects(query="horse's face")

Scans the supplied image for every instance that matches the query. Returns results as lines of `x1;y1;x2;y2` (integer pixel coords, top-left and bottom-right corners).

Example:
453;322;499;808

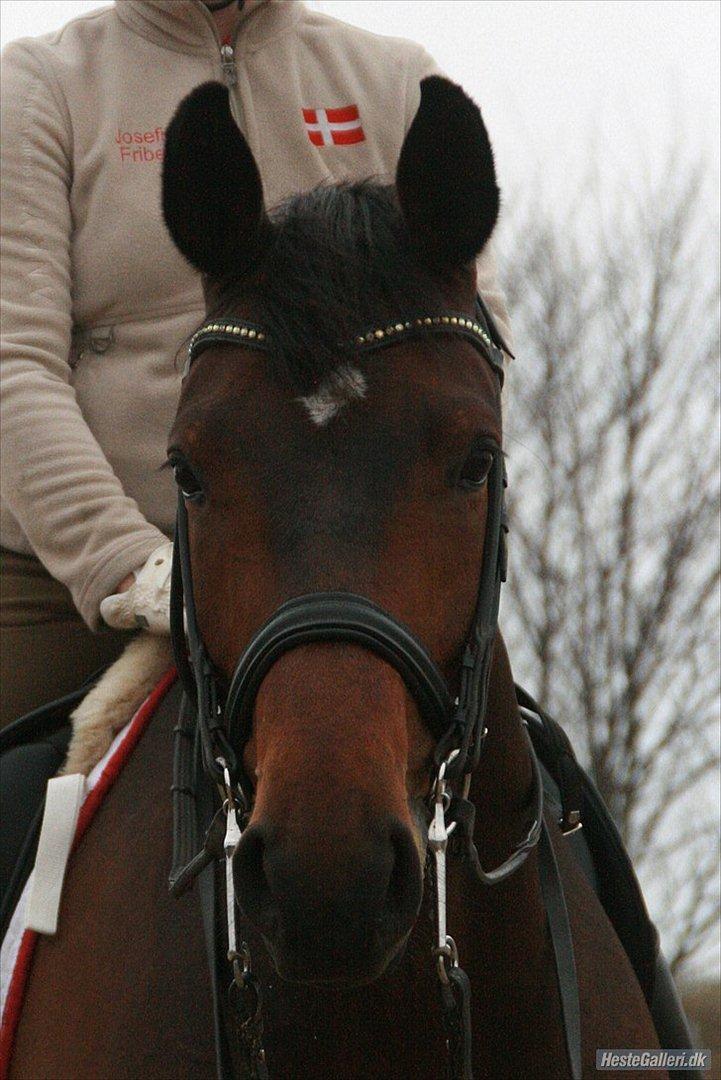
164;76;501;985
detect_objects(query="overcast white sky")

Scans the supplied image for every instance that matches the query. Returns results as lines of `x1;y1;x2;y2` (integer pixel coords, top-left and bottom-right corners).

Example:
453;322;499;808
1;0;719;204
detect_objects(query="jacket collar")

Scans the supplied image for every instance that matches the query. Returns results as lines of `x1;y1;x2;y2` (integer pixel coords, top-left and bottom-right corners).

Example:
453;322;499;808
115;1;301;56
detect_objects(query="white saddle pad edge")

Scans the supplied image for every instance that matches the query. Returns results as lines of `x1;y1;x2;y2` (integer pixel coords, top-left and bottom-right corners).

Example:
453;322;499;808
0;715;133;1020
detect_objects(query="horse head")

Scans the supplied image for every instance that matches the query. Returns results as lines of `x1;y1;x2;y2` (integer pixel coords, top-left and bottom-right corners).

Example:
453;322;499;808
162;75;502;986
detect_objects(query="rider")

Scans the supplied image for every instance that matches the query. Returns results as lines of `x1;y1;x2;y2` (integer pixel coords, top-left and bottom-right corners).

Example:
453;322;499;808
0;0;512;725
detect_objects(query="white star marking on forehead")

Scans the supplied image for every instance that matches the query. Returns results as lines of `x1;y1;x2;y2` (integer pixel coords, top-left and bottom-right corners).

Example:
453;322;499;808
299;364;367;426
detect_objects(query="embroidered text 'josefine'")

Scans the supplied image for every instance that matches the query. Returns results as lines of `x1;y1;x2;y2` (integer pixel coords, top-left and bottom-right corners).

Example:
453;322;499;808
115;127;165;164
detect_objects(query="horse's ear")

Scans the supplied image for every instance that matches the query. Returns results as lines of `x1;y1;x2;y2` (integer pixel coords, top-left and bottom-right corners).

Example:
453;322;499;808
162;81;272;280
396;76;500;269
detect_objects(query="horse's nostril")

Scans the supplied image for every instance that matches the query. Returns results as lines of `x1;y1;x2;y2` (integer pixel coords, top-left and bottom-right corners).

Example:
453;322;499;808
233;824;278;935
386;819;423;925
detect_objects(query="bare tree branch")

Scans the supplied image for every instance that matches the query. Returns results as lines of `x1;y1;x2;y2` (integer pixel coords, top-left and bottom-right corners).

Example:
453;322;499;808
498;143;721;977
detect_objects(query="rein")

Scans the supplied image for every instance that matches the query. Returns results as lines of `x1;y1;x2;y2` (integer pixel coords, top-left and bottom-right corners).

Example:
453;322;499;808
168;297;582;1080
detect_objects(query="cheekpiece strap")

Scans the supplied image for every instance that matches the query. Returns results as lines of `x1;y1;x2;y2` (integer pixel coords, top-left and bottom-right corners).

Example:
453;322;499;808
184;313;504;384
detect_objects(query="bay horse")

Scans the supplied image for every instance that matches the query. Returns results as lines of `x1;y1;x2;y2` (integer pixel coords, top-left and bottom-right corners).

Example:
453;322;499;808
7;76;666;1079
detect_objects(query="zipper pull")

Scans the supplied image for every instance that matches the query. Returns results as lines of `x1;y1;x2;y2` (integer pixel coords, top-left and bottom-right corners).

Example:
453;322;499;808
220;43;237;87
89;326;115;354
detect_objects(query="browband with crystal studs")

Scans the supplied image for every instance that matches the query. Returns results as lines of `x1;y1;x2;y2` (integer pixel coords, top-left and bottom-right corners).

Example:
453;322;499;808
184;313;504;383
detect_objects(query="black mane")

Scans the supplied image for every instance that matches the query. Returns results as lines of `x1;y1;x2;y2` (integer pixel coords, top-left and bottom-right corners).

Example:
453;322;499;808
202;181;451;394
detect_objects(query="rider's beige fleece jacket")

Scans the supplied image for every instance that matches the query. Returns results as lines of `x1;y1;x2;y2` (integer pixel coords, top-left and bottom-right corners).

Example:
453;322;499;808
0;0;512;629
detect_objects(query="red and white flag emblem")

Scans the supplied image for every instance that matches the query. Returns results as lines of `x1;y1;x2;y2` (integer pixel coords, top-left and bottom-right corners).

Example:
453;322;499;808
302;105;365;146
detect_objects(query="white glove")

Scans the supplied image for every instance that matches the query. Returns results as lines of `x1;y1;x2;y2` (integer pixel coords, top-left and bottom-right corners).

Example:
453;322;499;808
100;542;173;635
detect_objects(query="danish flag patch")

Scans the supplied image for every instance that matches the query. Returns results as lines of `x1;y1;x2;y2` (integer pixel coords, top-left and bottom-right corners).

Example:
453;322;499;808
302;105;366;146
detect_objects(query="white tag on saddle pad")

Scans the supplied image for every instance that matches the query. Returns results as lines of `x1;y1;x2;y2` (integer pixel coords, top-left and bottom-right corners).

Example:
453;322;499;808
24;774;86;935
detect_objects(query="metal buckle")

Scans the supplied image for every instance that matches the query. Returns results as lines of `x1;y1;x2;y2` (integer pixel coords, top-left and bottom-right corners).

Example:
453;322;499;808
428;750;462;986
560;810;583;835
218;759;247;987
433;935;460;985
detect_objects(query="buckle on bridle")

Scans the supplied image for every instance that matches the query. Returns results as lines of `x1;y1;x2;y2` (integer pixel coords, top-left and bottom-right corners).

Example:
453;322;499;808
432;935;460;985
430;747;461;803
560;809;583;835
428;749;462;987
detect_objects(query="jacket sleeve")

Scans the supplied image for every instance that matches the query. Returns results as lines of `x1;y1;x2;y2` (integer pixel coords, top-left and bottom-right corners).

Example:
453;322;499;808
404;45;514;356
0;41;166;629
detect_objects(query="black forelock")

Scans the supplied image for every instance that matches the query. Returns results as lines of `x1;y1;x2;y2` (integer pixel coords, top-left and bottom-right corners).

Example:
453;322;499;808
201;181;451;394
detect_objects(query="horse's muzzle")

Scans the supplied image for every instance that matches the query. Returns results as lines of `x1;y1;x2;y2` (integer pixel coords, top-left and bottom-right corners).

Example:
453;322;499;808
233;816;423;985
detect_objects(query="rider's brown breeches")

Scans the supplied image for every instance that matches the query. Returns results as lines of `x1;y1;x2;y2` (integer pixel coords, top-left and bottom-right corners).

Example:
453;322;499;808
0;548;129;728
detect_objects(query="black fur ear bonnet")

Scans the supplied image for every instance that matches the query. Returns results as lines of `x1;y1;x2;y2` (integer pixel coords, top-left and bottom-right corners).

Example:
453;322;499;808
396;75;500;268
162;81;272;281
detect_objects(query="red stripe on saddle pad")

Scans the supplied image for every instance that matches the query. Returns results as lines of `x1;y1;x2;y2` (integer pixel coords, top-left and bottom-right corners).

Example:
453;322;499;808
0;668;177;1078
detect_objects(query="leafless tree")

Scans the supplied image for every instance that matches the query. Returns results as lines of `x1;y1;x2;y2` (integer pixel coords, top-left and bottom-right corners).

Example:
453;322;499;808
497;146;720;978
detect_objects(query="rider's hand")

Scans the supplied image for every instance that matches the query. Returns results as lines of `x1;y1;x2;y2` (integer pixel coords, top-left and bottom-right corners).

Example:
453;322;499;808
100;542;173;634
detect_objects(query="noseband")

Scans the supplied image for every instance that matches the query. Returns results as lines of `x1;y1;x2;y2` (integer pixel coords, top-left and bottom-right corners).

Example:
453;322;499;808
169;300;581;1080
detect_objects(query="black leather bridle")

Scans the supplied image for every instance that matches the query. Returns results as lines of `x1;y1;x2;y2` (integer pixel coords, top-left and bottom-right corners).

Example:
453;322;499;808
168;298;582;1080
171;304;508;798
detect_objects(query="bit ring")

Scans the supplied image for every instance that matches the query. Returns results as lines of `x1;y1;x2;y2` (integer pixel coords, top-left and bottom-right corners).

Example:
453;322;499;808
433;935;459;985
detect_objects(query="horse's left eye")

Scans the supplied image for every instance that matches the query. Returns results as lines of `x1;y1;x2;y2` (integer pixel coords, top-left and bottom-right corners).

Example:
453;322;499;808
170;457;205;503
459;448;494;489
